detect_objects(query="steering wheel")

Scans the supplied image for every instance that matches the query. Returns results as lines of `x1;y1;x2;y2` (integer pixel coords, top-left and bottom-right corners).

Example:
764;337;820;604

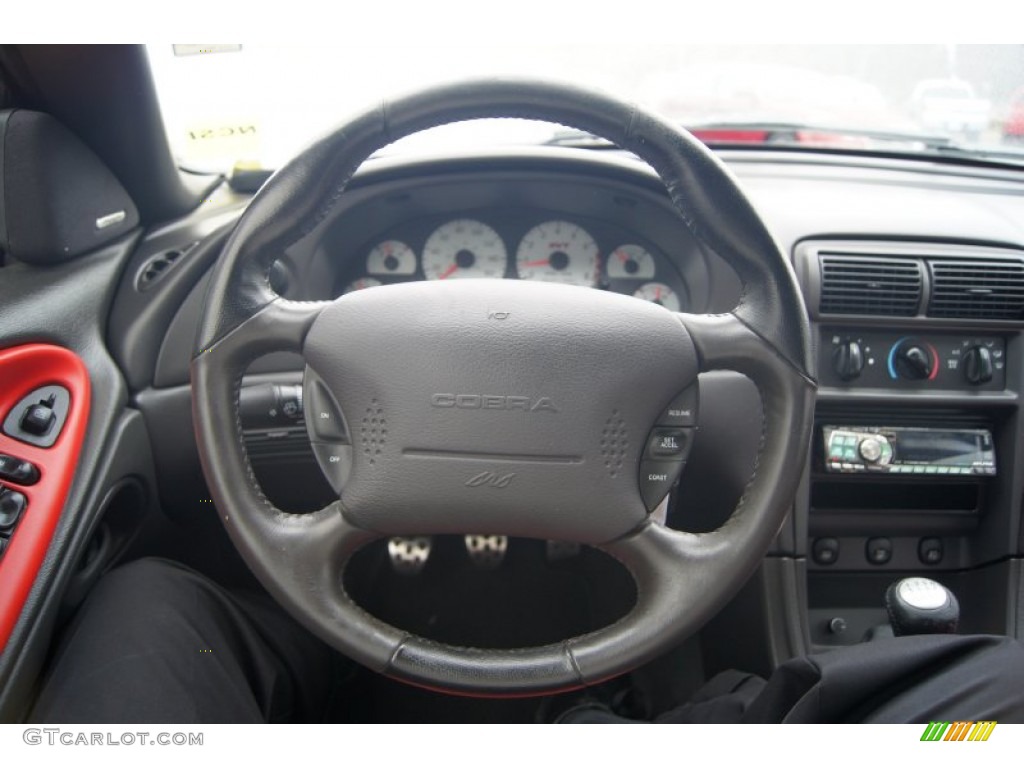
191;79;816;695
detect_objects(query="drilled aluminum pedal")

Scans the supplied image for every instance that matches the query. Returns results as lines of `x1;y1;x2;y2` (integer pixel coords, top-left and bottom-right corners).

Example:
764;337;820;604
387;536;432;575
545;540;581;561
464;534;507;569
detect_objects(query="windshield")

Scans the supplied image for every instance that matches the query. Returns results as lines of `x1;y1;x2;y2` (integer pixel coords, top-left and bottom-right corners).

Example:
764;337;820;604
147;44;1024;172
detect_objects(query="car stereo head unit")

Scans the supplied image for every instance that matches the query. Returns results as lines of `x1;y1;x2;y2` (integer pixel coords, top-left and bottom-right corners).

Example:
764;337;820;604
823;425;995;476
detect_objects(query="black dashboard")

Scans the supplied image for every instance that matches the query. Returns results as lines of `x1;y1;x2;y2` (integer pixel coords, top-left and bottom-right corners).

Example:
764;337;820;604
114;145;1024;676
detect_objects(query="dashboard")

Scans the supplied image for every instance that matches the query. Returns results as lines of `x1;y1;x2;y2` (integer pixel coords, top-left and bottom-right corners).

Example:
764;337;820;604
108;145;1024;677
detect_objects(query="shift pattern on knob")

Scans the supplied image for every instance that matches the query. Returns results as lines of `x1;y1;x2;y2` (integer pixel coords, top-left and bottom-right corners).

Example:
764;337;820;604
885;577;959;636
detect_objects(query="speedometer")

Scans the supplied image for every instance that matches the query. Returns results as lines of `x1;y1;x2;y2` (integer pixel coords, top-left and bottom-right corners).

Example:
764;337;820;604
422;220;507;280
515;221;599;287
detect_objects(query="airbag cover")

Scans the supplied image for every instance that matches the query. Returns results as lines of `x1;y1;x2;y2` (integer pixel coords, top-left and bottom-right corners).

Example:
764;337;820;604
303;280;698;543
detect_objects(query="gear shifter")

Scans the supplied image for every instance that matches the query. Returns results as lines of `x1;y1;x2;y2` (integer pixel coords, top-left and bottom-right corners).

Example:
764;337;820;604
884;577;959;636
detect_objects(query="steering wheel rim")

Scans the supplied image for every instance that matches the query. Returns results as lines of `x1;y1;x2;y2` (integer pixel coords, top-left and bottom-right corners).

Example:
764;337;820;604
191;78;816;695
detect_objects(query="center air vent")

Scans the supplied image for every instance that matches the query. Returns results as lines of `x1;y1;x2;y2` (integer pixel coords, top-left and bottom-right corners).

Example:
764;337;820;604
927;259;1024;320
819;255;922;316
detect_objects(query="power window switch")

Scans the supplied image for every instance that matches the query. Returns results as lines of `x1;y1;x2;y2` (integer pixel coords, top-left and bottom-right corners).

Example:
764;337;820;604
0;487;28;534
0;454;40;485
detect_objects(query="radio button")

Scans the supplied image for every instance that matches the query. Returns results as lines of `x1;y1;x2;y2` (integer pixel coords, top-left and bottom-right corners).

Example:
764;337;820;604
858;437;883;463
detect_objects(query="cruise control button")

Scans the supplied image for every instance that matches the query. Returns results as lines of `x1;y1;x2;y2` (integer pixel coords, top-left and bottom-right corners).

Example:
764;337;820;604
658;386;698;427
0;488;27;534
644;428;692;460
639;460;684;511
0;454;40;485
308;382;348;442
311;442;353;495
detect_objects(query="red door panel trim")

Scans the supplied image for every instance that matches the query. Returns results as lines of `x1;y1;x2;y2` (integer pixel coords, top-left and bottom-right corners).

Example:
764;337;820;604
0;344;91;652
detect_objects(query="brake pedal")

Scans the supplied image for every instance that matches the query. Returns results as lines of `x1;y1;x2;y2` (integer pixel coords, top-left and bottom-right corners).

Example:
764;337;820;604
464;534;507;569
545;540;581;561
387;536;432;575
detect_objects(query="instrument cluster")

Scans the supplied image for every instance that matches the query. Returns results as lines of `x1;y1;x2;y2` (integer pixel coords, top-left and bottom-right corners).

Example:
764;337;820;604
337;215;688;312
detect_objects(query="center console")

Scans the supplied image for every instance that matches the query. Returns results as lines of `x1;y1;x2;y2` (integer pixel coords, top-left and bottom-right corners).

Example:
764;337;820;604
794;240;1024;649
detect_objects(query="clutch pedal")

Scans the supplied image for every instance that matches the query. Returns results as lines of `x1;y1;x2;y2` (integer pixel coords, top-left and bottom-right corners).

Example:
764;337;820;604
387;536;432;575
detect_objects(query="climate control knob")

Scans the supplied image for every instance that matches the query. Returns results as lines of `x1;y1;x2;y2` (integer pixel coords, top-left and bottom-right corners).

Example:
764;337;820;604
963;346;993;386
832;340;864;381
892;341;934;381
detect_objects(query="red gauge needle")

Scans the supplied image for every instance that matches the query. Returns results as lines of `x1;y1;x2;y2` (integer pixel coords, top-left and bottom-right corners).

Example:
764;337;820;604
655;285;663;302
616;250;629;263
438;263;458;280
520;259;550;269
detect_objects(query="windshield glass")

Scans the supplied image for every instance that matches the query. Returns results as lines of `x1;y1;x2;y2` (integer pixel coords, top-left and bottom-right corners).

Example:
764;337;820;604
147;44;1024;171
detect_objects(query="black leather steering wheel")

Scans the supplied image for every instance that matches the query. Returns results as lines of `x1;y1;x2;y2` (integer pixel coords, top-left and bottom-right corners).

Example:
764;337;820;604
191;79;816;695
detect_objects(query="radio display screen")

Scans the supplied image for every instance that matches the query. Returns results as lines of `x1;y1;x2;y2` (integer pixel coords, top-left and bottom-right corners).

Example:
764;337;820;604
894;429;992;466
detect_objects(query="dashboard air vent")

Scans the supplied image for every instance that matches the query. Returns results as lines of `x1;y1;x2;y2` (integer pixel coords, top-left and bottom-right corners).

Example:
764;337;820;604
819;255;922;316
136;241;198;291
927;259;1024;320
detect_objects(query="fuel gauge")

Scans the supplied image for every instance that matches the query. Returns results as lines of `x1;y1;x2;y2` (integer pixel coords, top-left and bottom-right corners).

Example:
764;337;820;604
634;282;681;311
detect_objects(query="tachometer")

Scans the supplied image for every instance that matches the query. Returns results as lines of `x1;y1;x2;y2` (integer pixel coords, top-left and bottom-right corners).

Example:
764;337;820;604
515;220;598;287
367;240;416;276
606;244;656;280
633;282;681;311
422;220;507;280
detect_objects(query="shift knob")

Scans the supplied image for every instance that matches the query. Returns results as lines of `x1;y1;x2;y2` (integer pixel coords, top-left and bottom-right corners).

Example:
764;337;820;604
885;577;959;636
